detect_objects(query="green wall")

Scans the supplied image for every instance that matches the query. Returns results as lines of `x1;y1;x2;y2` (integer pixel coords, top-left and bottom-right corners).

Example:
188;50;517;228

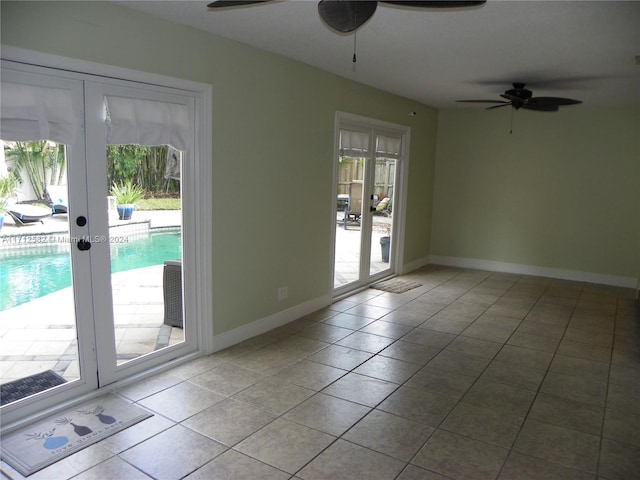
432;106;640;284
1;1;439;334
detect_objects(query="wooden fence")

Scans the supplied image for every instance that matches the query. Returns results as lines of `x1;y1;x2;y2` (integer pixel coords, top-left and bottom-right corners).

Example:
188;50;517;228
337;158;396;199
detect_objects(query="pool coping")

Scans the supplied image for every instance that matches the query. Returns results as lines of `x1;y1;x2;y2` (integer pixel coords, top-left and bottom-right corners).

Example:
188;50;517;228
0;211;181;251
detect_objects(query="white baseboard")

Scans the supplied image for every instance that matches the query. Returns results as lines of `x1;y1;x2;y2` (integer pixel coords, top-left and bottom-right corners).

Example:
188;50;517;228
428;255;638;289
400;256;430;275
211;294;331;352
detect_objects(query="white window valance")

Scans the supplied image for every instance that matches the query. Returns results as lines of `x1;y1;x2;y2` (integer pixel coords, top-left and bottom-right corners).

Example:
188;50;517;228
105;95;192;151
376;135;401;159
339;129;369;158
0;82;77;144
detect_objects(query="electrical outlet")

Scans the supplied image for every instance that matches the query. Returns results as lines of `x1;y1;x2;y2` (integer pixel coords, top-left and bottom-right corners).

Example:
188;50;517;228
278;286;288;301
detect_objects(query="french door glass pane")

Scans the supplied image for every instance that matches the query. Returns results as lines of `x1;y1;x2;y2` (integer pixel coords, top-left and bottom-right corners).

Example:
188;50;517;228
334;157;364;288
370;156;396;276
0;141;80;405
106;145;184;365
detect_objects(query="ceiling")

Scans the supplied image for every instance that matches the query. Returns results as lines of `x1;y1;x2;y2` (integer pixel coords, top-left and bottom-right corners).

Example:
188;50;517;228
117;1;640;109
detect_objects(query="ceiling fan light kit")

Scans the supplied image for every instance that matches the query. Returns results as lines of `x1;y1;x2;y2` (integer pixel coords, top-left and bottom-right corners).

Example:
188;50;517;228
457;83;582;112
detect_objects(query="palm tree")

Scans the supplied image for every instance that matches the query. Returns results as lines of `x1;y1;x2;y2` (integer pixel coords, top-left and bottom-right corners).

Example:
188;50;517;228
4;141;66;201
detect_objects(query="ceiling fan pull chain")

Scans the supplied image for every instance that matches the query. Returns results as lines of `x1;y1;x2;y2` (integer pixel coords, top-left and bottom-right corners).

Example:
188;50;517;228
510;107;514;134
353;29;357;63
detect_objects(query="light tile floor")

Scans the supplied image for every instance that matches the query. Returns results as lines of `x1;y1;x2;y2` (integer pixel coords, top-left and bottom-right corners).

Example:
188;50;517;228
2;265;639;480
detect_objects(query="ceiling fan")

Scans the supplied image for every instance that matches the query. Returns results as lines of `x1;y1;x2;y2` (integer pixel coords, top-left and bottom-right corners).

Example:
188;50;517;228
457;83;583;112
207;1;486;34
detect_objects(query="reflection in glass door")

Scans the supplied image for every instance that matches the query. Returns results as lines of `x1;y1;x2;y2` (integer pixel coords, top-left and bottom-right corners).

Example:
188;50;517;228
333;120;403;294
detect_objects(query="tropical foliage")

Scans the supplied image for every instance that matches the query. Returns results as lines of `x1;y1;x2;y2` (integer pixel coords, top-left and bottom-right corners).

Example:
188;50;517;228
110;180;145;205
4;141;65;201
0;175;19;214
3;142;179;204
0;174;19;199
107;145;179;194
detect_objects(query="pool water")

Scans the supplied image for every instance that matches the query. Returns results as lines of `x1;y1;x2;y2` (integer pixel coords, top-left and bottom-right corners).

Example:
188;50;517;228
0;230;181;312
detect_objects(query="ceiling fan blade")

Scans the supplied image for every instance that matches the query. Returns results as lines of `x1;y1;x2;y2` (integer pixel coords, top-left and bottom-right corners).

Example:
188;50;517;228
486;103;512;110
522;104;559;112
207;0;270;8
456;100;509;104
381;1;486;7
500;93;523;102
528;97;582;106
318;0;377;33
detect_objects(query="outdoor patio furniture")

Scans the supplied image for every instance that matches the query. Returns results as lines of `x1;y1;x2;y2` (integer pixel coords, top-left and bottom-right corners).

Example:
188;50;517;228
46;185;69;215
163;260;183;328
336;193;349;212
343;180;363;229
7;204;51;226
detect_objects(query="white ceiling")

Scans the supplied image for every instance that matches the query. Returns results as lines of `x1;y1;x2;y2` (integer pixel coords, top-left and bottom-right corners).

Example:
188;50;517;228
117;0;640;109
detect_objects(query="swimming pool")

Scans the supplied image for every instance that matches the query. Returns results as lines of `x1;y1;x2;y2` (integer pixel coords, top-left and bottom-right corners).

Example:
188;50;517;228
0;230;181;312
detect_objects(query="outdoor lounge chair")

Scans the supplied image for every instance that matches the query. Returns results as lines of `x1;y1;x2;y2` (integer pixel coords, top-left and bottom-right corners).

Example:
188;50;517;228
7;204;51;226
46;185;69;214
163;259;183;328
343;180;363;229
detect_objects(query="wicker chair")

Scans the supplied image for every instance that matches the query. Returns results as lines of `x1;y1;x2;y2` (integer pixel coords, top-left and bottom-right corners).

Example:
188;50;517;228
163;260;183;328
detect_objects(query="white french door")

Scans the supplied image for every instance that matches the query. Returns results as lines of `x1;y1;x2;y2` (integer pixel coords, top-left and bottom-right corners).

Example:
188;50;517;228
332;112;409;296
0;62;205;425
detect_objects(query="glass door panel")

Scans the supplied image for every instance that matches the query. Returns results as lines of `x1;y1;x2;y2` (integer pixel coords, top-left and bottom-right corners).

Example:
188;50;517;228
334;157;365;288
0;141;84;406
106;145;184;366
370;155;396;276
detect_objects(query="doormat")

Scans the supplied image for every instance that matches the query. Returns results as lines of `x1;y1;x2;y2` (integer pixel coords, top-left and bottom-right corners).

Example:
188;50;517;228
1;370;67;406
371;279;422;294
1;394;152;476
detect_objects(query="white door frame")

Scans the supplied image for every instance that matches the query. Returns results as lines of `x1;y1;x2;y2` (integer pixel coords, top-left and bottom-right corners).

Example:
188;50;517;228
330;111;411;299
0;47;213;427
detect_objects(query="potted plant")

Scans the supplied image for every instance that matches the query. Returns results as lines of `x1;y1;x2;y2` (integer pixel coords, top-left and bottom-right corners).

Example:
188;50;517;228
110;181;144;220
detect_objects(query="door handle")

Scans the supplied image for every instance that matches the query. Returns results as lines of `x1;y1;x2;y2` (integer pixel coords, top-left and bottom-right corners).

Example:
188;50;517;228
77;239;91;251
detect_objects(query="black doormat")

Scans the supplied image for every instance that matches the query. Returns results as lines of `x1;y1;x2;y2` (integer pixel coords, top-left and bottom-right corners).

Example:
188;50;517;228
1;370;67;406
